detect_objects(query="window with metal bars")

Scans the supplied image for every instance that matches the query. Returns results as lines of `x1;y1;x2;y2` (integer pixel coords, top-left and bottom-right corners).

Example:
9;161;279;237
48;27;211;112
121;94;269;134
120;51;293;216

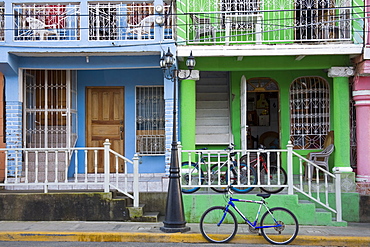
136;86;165;155
290;76;330;149
23;70;77;149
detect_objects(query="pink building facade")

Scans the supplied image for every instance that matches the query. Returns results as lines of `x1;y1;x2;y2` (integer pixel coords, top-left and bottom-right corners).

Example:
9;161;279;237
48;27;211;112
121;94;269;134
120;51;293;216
353;2;370;193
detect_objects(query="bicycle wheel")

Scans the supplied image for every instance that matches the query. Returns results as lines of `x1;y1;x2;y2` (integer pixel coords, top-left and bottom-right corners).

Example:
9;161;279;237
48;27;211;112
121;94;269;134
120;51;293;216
200;206;238;243
181;162;203;193
260;166;287;194
240;153;266;166
209;164;229;193
260;207;299;245
230;163;257;193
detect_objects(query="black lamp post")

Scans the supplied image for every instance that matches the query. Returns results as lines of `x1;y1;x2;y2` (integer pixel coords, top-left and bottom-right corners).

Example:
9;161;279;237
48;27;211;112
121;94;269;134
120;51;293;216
160;48;195;233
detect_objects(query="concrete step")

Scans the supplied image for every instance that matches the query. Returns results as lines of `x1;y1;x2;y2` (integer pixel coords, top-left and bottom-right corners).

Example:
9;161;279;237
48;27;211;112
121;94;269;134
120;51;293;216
142;211;160;222
298;199;346;226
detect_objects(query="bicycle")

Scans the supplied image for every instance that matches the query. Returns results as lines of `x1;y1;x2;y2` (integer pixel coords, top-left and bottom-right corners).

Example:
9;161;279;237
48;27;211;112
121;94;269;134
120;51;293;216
181;144;257;194
240;146;287;194
200;187;299;245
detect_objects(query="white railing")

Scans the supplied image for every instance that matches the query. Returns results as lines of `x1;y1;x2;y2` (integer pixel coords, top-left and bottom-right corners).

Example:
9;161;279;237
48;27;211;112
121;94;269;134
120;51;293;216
88;3;173;41
13;4;81;41
180;141;344;222
0;139;140;207
289;141;344;222
179;145;287;191
12;2;173;41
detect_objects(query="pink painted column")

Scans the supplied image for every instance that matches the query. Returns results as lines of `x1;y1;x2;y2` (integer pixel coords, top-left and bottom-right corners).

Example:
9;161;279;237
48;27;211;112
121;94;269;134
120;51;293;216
353;75;370;183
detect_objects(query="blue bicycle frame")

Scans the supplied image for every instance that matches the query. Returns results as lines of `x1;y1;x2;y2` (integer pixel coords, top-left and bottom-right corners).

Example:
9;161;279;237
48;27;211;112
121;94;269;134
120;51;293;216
219;196;283;229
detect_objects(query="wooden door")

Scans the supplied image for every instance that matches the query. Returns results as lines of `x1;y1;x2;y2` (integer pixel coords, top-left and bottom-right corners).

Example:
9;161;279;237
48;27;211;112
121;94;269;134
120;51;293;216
86;87;124;173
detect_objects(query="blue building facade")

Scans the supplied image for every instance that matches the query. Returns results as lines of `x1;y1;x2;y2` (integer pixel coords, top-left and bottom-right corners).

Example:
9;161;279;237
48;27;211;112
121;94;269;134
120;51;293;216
0;0;176;176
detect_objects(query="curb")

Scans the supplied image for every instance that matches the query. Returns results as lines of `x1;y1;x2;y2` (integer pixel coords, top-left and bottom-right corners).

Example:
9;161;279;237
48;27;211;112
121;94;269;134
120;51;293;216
0;232;370;246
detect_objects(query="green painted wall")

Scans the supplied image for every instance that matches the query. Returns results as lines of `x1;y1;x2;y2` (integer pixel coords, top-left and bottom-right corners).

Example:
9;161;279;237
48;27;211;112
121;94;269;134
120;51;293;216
183;192;359;224
179;55;352;172
332;76;351;167
180;79;196;154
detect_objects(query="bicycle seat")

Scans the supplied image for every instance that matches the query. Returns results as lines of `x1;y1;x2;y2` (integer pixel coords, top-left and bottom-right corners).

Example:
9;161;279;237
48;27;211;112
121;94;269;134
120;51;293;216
257;193;271;199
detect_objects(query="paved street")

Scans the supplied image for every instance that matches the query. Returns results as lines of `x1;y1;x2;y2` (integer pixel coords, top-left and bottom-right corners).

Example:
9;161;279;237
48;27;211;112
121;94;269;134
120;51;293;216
0;221;369;246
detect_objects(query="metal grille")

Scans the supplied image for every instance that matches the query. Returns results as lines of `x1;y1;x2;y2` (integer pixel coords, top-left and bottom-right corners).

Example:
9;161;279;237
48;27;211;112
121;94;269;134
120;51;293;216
246;77;279;92
13;4;80;41
136;86;165;155
219;0;262;43
349;80;357;170
88;3;173;40
220;0;261;13
187;0;355;44
24;70;77;148
290;77;330;149
294;0;351;40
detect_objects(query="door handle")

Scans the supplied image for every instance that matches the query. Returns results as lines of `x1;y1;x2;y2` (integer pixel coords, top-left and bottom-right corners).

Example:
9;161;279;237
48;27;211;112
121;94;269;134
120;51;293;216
120;126;124;140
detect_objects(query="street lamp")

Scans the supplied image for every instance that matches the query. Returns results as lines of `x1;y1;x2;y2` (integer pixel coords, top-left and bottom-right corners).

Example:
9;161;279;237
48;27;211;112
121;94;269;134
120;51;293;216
160;48;195;233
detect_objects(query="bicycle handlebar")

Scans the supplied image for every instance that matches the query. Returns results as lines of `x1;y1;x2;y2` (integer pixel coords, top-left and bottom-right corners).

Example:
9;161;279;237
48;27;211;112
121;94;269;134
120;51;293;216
225;143;235;151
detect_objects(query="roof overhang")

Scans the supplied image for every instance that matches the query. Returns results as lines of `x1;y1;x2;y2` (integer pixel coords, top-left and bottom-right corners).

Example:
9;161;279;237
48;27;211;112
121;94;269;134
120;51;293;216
177;44;363;58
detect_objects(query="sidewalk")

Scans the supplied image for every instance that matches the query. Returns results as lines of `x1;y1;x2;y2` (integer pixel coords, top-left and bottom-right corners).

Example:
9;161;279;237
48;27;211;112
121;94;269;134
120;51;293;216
0;221;369;246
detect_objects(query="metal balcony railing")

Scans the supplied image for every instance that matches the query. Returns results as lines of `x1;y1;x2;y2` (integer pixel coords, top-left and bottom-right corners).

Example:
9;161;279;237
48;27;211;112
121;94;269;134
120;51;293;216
186;0;362;44
89;3;173;41
14;4;81;41
11;2;173;42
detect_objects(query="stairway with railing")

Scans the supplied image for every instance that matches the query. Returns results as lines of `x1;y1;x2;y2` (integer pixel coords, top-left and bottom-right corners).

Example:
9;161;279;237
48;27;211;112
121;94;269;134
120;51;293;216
179;141;348;225
0;139;140;207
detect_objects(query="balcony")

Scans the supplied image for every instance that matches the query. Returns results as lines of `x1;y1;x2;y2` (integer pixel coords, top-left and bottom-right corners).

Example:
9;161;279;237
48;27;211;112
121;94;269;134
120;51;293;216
186;0;362;45
11;2;173;42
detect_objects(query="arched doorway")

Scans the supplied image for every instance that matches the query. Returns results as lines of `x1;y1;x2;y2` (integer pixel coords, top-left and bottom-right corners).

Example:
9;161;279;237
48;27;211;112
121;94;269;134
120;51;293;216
241;76;279;150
